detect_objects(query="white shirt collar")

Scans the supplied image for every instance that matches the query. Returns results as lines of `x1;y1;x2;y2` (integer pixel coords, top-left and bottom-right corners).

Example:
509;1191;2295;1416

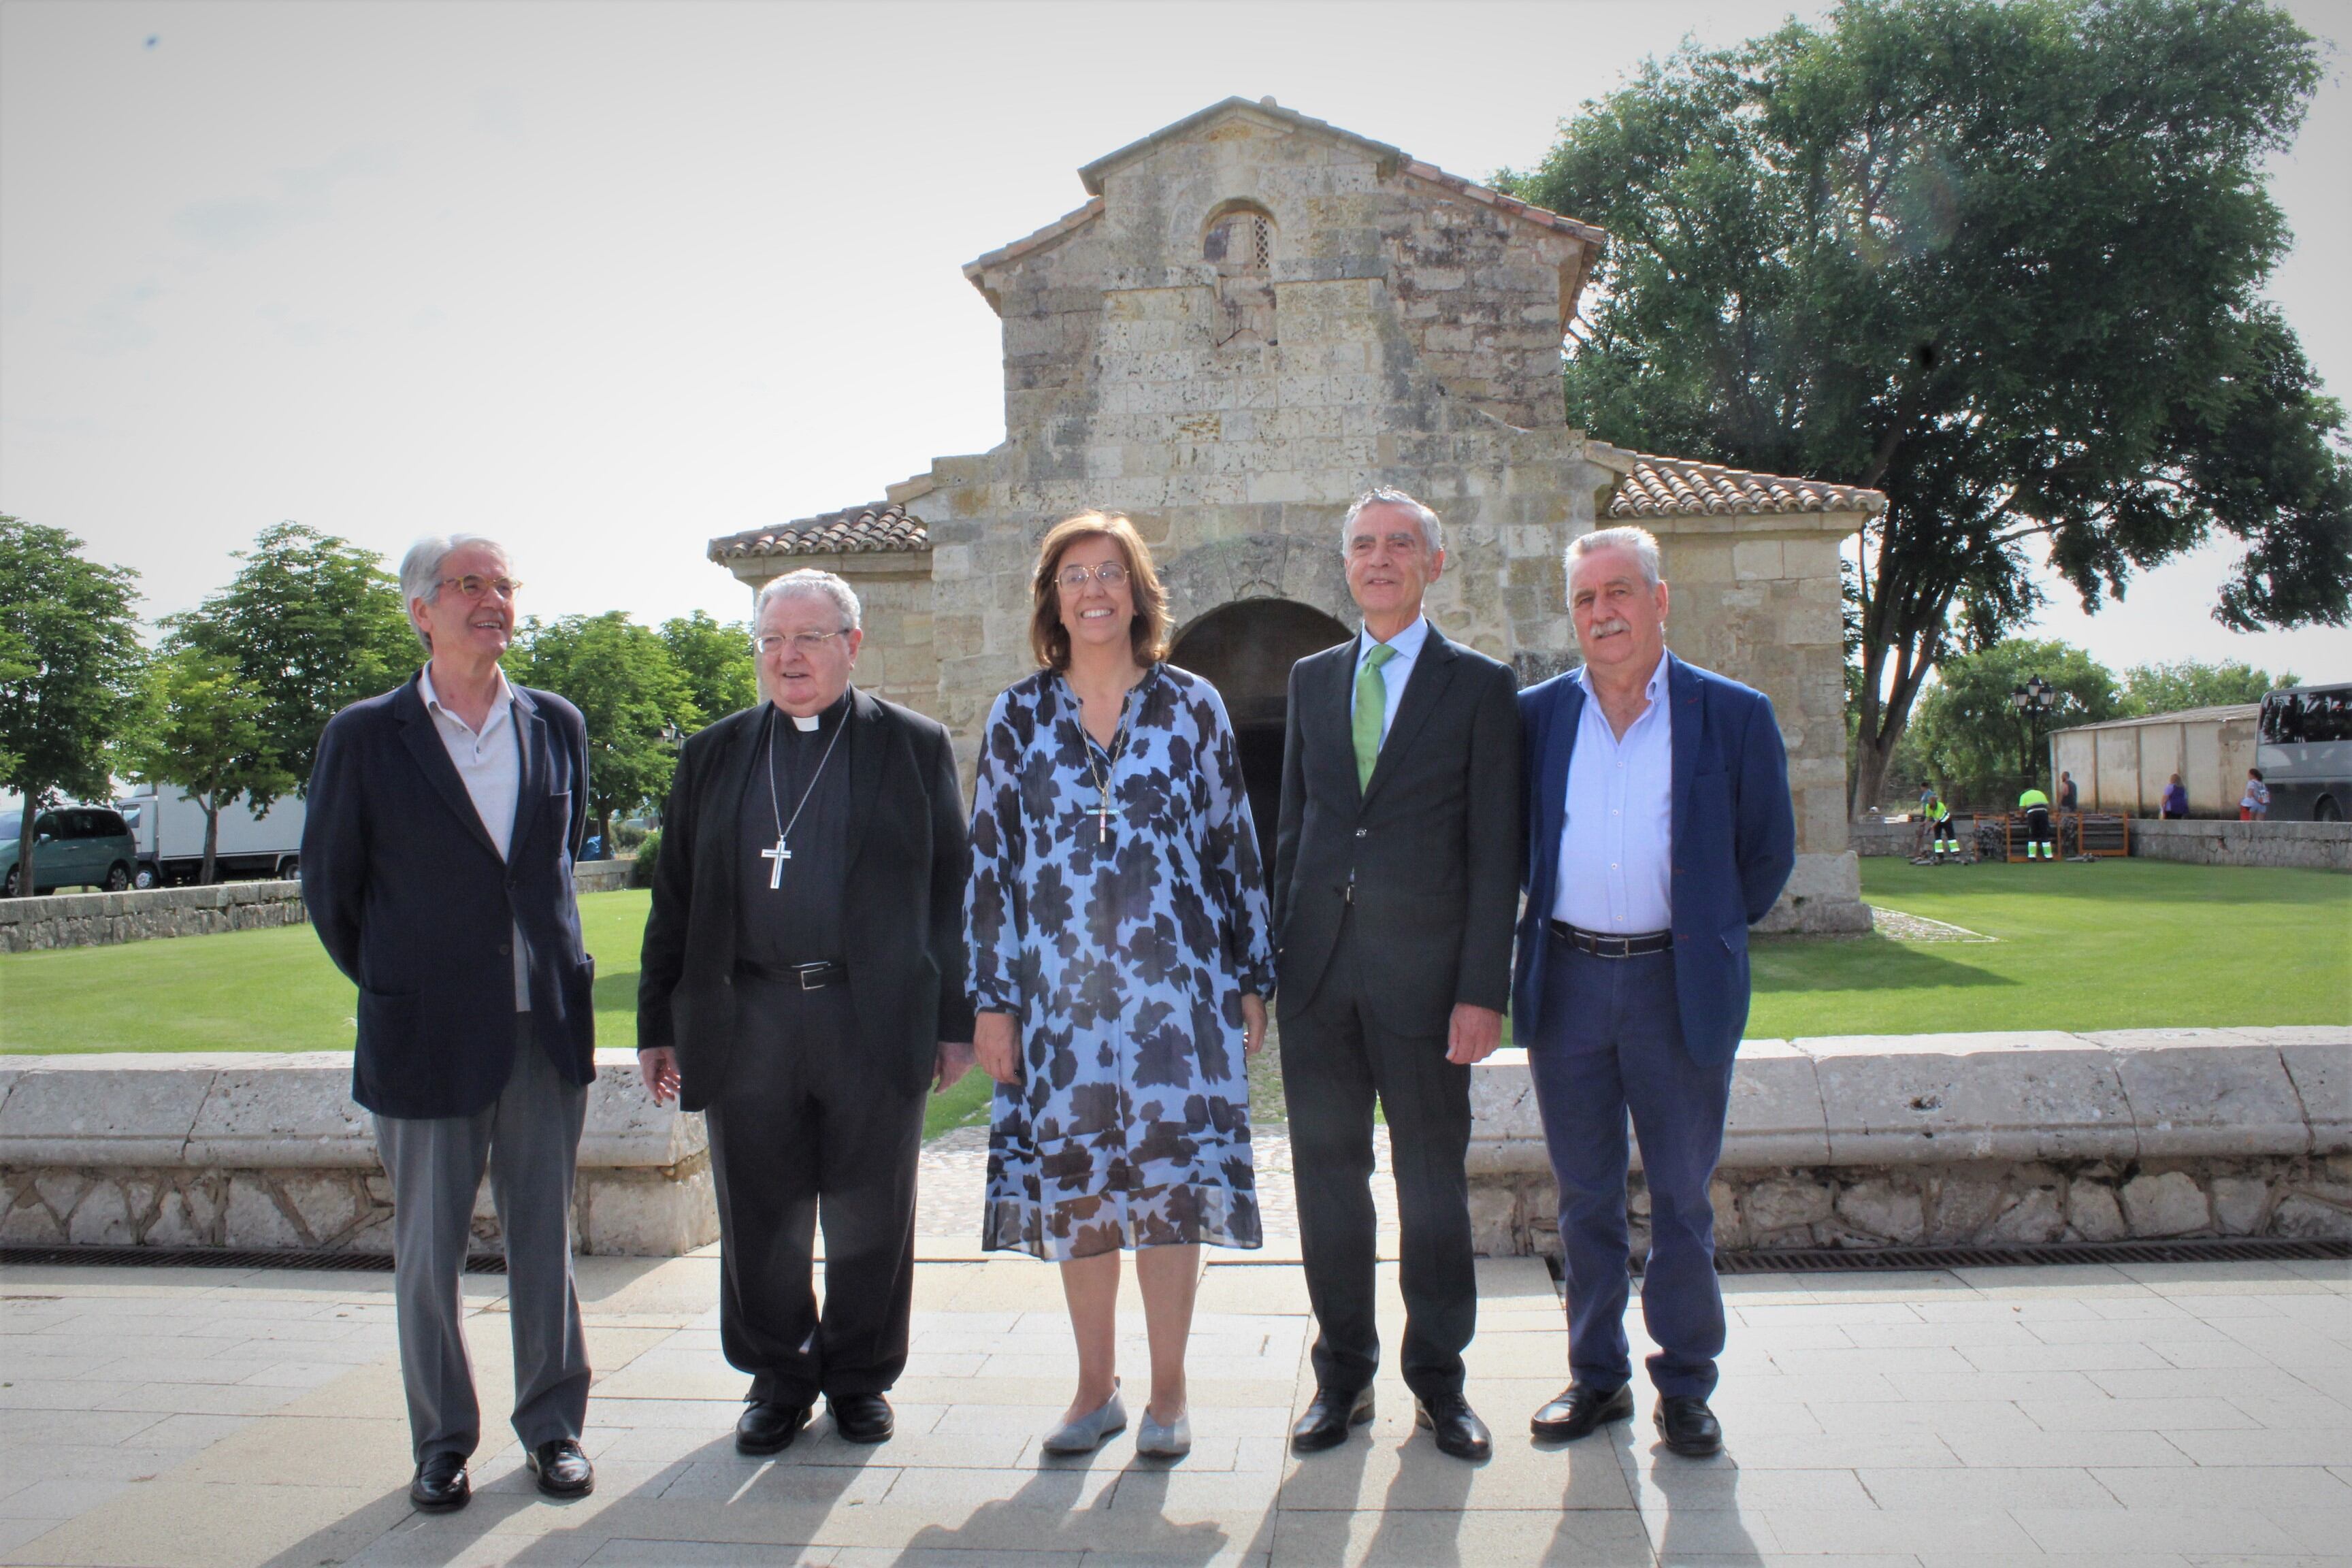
419;664;516;734
1359;614;1431;664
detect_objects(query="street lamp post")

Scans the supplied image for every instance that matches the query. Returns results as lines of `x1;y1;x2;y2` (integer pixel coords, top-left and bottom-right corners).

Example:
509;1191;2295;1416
2010;675;2055;794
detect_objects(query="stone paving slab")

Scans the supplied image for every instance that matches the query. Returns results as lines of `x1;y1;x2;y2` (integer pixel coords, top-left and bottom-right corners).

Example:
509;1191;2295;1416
0;1253;2346;1565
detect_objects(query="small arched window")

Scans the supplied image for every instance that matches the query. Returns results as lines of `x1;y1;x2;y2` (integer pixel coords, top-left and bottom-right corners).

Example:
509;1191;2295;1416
1204;208;1274;272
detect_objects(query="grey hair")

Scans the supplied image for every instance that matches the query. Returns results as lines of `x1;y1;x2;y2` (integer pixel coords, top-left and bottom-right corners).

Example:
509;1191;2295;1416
1340;487;1444;557
1563;525;1663;592
398;534;508;652
754;568;862;632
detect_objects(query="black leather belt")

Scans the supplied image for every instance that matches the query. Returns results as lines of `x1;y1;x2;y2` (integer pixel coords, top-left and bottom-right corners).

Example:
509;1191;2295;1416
734;959;848;990
1548;920;1673;958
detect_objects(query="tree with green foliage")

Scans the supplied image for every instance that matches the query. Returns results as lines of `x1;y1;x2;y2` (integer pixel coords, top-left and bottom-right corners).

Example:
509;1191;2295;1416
0;517;145;896
2120;658;2296;716
659;610;757;728
1502;0;2351;815
120;649;291;885
169;522;415;808
1911;638;2121;806
508;612;698;846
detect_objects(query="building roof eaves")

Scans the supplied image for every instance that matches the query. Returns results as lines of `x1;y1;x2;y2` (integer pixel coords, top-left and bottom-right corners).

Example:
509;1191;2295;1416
962;198;1107;281
1076;96;1406;195
708;502;930;564
1607;452;1889;520
1399;160;1605;245
2051;704;2262;735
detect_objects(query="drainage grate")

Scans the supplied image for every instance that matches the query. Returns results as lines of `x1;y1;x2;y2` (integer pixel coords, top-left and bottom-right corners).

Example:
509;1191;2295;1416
1;1245;507;1274
1541;1236;2349;1284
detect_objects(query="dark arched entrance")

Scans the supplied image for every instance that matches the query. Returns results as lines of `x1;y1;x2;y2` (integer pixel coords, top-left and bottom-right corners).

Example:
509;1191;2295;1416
1169;598;1354;876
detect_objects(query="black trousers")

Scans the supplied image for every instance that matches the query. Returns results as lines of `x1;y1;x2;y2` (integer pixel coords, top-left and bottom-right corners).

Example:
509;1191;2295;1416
1280;918;1476;1401
704;975;925;1407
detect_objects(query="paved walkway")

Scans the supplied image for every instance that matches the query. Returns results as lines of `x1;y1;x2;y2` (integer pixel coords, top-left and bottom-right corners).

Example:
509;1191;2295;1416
1;1250;2346;1566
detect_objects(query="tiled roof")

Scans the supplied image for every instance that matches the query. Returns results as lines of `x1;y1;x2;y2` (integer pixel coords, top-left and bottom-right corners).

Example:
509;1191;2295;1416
707;502;929;563
1609;454;1888;519
1399;160;1604;244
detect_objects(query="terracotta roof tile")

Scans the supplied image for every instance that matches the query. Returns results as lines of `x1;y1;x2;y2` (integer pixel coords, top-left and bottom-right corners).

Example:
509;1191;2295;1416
1609;454;1888;519
708;502;928;562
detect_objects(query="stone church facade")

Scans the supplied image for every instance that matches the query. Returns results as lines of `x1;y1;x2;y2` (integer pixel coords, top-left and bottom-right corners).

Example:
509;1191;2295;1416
709;98;1882;933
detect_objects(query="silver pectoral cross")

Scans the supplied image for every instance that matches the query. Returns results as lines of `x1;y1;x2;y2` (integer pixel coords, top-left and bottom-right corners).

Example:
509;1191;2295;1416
762;836;791;889
1094;796;1114;843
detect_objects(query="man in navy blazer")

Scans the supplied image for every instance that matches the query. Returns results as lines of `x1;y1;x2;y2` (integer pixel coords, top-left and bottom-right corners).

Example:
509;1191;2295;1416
1513;525;1794;1458
303;536;599;1513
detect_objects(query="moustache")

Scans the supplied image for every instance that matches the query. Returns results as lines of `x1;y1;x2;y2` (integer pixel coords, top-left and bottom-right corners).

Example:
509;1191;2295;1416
1588;617;1631;638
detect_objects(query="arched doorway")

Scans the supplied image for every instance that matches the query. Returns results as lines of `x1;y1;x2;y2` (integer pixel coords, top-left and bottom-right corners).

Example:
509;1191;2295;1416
1169;598;1354;877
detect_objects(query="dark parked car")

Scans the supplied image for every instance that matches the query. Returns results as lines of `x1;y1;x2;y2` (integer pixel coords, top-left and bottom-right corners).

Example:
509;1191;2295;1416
1;807;140;896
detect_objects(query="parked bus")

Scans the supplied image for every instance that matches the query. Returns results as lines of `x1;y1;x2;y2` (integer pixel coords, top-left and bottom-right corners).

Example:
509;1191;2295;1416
2255;683;2352;822
114;787;306;886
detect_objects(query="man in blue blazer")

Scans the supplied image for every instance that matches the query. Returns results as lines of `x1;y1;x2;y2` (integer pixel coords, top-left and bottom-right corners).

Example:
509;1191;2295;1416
303;536;599;1512
1513;525;1794;1458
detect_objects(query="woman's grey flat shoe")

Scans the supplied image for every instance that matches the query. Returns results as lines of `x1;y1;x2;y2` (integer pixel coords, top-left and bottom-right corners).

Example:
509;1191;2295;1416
1137;1408;1192;1458
1042;1382;1127;1455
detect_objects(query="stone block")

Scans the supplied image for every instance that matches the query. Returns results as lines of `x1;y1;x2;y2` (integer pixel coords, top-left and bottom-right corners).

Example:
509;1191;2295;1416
2210;1175;2270;1235
0;1058;217;1164
275;1173;363;1246
578;1051;710;1169
1709;1179;1744;1250
2068;1179;2127;1241
182;1056;374;1169
1722;1041;1828;1166
223;1175;303;1248
2277;1041;2349;1154
2087;1033;2310;1158
1927;1175;2008;1243
144;1182;220;1247
1987;1184;2066;1244
2121;1171;2209;1237
2272;1192;2352;1240
64;1179;135;1245
1833;1178;1923;1243
1;1190;63;1243
1464;1050;1548;1175
1743;1177;1831;1234
1467;1185;1521;1257
1806;1033;2134;1163
578;1161;717;1257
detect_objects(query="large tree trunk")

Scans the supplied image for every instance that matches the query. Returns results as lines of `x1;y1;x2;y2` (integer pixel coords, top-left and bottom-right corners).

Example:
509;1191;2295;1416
200;797;219;885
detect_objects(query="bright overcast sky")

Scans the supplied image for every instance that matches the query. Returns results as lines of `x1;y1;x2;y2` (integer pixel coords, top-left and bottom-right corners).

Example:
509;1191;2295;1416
3;0;2346;683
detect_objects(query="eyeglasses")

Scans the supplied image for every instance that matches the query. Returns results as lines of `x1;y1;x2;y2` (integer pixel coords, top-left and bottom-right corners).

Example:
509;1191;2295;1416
1057;561;1130;589
753;630;849;656
440;574;522;601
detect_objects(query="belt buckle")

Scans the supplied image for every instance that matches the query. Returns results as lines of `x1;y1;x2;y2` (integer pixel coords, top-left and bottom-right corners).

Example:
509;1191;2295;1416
1599;934;1629;958
794;963;828;991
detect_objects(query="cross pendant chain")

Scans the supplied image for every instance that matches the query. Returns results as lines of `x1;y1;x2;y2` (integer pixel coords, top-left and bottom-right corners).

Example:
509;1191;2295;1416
761;836;791;889
1094;795;1113;844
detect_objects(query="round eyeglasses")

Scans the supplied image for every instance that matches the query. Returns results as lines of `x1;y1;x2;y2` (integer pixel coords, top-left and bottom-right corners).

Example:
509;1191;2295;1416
1057;561;1130;589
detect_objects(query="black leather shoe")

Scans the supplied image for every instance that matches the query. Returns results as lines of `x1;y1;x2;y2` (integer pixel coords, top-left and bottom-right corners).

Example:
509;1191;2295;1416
736;1401;813;1455
525;1438;593;1498
1289;1386;1375;1454
408;1450;470;1512
830;1392;894;1443
1654;1395;1724;1457
1531;1382;1634;1441
1414;1391;1492;1461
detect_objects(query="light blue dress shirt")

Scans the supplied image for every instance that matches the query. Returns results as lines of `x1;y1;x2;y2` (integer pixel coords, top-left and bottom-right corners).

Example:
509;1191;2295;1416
1552;652;1674;934
1349;614;1431;749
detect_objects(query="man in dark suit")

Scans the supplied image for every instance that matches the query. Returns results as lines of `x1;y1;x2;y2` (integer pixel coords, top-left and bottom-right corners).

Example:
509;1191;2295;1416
1273;488;1522;1462
304;535;598;1512
1514;525;1795;1458
637;568;973;1456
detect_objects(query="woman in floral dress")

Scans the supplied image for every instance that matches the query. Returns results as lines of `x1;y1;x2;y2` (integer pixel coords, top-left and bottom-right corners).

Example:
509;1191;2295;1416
966;511;1273;1460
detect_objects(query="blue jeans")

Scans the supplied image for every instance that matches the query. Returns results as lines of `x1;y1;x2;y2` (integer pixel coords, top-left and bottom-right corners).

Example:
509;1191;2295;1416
1527;938;1734;1399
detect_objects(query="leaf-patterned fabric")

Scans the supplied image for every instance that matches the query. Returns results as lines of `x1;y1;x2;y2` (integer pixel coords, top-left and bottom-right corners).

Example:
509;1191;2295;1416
965;664;1274;1260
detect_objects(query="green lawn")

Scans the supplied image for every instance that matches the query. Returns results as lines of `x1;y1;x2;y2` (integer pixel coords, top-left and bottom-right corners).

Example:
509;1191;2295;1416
1750;858;2351;1037
3;864;2342;1134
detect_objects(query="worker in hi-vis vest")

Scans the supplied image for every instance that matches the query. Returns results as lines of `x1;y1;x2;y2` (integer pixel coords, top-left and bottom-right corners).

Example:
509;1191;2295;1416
2018;785;2055;861
1921;784;1959;864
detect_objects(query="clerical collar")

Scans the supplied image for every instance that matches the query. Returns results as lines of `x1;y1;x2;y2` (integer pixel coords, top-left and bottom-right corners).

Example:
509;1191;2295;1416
773;692;849;734
790;713;820;732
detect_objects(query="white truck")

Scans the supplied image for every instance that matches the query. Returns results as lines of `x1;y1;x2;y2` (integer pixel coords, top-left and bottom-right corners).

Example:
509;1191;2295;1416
114;787;306;887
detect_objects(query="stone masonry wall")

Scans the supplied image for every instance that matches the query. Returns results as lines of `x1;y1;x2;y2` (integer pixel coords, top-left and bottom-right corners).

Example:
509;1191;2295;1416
0;881;308;953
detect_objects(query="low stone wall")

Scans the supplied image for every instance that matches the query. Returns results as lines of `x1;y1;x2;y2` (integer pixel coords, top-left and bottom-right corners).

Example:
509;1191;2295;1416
574;857;636;894
1467;1026;2350;1257
0;881;309;953
2128;817;2352;872
0;1049;714;1258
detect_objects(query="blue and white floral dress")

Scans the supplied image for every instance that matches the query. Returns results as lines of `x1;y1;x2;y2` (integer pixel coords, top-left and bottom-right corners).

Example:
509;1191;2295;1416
964;663;1274;1260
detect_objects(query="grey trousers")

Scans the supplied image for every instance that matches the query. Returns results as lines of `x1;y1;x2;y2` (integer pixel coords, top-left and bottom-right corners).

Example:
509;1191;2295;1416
374;1015;591;1462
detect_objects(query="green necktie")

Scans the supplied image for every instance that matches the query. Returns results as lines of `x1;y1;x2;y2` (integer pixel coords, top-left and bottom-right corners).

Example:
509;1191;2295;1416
1353;642;1397;790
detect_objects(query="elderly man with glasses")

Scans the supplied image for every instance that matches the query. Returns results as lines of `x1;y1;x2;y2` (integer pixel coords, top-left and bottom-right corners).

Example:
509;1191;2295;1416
637;568;974;1455
303;535;599;1513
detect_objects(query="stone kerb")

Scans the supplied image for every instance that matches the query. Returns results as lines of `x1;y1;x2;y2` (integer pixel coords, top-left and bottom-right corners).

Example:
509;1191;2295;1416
0;880;310;953
1465;1026;2351;1256
0;1049;715;1258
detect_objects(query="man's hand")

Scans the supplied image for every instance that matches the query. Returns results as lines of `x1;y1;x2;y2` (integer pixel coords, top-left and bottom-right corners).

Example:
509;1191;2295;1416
1241;993;1268;1058
973;1012;1022;1085
1445;1003;1504;1066
638;1046;681;1106
933;1039;976;1094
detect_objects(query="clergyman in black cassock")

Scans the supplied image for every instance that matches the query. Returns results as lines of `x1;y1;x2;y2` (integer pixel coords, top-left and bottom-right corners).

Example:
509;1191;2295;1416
637;571;973;1451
